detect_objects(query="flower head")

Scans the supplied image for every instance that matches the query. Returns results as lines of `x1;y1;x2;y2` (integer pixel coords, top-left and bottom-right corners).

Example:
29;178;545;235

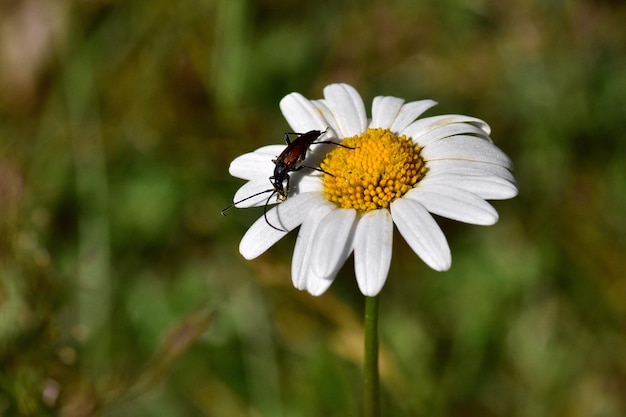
227;83;517;296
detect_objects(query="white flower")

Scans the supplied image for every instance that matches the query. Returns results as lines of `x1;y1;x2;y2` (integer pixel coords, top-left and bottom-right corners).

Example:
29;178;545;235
227;83;518;296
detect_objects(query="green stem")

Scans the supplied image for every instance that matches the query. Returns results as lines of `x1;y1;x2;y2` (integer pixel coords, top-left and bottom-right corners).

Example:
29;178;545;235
364;294;380;417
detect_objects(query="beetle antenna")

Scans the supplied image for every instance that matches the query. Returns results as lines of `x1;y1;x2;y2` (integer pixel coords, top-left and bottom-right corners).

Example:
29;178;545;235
221;188;275;215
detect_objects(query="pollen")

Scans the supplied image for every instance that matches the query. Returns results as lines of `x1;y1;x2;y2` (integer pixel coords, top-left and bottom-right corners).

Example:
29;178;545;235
321;128;427;212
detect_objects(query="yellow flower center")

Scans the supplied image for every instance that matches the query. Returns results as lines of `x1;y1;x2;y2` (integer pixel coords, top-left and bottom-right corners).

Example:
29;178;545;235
321;128;427;212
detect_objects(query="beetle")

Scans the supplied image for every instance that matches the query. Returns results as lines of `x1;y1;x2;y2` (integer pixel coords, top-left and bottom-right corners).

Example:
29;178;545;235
222;128;351;231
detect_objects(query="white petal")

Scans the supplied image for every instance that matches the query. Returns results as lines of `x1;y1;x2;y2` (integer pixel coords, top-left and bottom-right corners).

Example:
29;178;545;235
403;115;491;142
322;84;367;137
239;193;320;259
427;159;517;184
229;162;271;184
406;122;491;148
250;144;287;157
280;93;329;133
390;198;451;271
298;134;342;169
405;184;499;225
289;174;325;194
228;146;284;180
312;100;341;136
389;100;438;133
353;210;393;296
311;208;357;280
291;198;336;292
233;180;277;208
422;135;513;169
231;176;325;211
421;171;518;200
370;96;404;129
305;272;335;296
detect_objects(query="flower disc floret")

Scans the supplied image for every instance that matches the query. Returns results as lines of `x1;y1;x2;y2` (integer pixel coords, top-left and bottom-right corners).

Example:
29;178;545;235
321;128;427;212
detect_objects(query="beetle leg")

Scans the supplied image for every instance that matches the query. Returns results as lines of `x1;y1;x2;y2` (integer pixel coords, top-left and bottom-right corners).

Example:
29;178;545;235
311;140;356;149
293;165;335;177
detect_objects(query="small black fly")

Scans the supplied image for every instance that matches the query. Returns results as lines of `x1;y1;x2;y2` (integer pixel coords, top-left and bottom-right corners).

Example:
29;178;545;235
222;128;351;231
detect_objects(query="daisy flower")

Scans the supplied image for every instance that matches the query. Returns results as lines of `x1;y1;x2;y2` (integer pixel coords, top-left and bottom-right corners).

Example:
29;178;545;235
227;83;517;296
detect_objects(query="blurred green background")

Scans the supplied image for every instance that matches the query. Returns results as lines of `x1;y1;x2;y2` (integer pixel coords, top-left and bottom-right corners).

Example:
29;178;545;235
1;0;625;416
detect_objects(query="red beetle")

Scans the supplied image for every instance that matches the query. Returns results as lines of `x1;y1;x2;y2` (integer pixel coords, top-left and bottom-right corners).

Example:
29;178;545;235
222;129;352;231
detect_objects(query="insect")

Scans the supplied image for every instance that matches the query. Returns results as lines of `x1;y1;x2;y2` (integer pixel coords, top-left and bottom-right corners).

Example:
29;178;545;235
222;128;352;231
